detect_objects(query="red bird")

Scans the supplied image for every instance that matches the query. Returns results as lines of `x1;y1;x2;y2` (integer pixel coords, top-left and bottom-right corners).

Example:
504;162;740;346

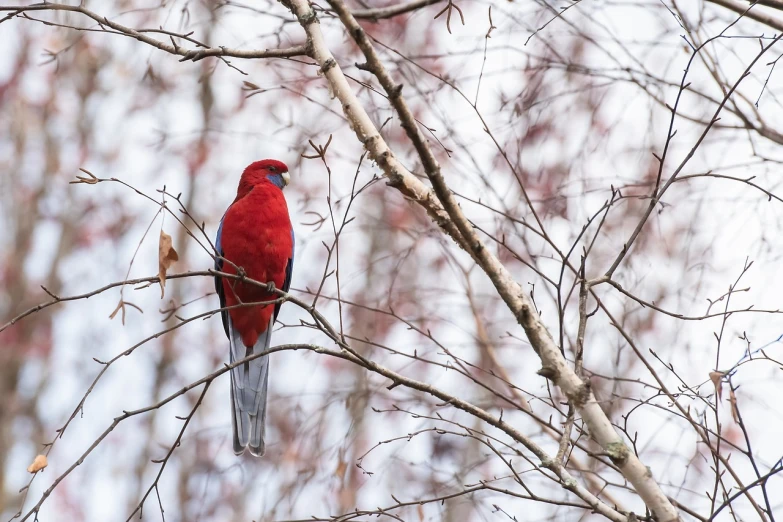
215;159;294;456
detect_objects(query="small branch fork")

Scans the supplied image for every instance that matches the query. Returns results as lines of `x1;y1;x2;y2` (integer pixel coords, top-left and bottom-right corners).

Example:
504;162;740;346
126;381;212;522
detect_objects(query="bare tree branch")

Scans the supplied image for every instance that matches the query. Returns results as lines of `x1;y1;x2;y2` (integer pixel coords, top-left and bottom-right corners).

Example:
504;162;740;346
332;0;444;20
0;3;307;62
285;0;682;519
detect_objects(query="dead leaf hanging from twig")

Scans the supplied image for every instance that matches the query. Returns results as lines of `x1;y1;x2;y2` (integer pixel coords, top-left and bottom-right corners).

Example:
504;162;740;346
729;387;740;423
158;230;179;298
27;454;47;473
709;370;723;400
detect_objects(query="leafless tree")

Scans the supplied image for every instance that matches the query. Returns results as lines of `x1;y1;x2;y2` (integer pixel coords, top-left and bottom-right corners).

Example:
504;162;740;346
2;0;783;521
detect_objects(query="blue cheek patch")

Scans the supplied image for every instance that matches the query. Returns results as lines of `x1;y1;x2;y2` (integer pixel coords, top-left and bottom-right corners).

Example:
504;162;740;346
268;174;286;189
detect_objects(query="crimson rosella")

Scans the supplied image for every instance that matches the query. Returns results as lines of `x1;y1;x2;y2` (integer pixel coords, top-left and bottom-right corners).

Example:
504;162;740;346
215;159;294;456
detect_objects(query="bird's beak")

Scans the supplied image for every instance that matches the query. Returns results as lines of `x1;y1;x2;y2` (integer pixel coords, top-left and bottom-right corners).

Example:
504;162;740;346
281;171;291;186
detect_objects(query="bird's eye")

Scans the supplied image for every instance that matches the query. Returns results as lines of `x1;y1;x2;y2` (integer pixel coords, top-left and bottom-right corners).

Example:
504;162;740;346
268;166;277;173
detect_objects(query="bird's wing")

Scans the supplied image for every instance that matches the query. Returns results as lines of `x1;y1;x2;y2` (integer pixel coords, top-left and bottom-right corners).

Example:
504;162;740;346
274;227;295;322
214;214;230;337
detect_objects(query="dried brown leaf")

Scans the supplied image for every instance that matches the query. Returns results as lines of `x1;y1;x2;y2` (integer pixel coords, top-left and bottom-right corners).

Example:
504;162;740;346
158;230;179;298
335;458;347;481
27;454;47;473
709;371;723;400
729;387;740;423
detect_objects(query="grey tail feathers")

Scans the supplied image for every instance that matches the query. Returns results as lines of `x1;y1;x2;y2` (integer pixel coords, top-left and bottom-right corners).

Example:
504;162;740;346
229;317;272;457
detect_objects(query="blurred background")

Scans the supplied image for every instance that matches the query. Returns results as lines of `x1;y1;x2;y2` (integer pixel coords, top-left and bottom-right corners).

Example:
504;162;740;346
1;0;783;520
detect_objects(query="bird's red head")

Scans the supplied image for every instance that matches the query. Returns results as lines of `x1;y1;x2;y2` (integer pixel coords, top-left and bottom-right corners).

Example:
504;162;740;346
236;159;290;197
